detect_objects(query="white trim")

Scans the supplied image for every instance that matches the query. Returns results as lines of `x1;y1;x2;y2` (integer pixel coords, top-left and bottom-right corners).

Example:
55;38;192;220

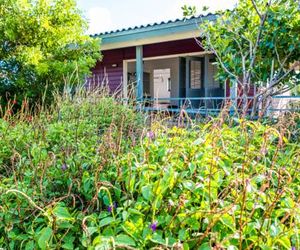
101;31;200;50
126;51;212;63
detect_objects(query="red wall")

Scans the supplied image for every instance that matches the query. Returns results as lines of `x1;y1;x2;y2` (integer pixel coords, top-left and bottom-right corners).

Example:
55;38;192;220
226;81;256;99
89;38;203;92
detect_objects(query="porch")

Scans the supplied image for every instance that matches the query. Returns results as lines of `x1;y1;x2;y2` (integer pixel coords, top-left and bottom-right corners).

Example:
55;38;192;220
123;50;227;111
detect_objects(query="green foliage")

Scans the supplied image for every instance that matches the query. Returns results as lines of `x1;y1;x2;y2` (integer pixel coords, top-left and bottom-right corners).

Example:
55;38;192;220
0;0;100;105
0;92;299;249
184;0;299;91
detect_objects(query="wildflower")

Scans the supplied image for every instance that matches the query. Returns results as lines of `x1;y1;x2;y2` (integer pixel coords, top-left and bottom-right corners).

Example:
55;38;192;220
107;202;117;213
113;201;117;208
168;199;175;207
260;147;268;155
12;100;17;105
291;247;296;250
150;221;158;232
61;163;68;171
246;179;252;192
146;131;155;139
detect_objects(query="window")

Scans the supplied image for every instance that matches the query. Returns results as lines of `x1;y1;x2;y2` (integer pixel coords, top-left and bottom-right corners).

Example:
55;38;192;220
190;60;202;89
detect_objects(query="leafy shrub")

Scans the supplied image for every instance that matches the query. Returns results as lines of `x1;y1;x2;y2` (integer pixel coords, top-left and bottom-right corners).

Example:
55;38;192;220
88;120;299;249
0;90;144;249
0;95;299;249
0;0;100;106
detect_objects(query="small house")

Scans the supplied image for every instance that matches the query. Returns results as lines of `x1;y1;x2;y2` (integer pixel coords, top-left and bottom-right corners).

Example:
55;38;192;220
89;14;233;111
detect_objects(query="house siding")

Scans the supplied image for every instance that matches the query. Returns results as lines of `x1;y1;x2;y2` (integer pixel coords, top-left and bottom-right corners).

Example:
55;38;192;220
90;38;203;92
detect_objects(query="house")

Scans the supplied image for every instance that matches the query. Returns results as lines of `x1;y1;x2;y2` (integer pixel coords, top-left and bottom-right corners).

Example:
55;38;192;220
89;14;233;112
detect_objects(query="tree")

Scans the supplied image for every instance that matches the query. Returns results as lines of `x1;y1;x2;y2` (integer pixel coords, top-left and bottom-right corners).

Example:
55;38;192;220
0;0;101;106
184;0;300;116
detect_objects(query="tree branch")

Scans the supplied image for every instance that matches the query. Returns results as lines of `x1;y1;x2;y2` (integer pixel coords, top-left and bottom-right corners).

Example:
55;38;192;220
255;65;298;98
246;0;272;82
250;0;262;19
270;64;298;87
274;42;293;70
194;37;241;84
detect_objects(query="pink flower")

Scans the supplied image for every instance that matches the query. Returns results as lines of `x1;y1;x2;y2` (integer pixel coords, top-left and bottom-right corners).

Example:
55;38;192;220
146;131;155;139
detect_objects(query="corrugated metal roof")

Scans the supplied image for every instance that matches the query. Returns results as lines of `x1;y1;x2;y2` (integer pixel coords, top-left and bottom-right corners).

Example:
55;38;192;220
91;13;216;38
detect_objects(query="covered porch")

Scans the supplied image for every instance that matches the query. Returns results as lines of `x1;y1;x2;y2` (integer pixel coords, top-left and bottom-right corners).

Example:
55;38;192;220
124;49;227;112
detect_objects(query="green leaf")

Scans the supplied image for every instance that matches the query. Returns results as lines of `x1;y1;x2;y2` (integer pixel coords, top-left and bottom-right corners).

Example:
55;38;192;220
99;217;115;228
182;180;195;191
220;214;235;231
127;208;145;216
25;240;35;250
38;227;52;250
115;234;136;247
62;242;74;250
198;242;211;250
53;206;72;220
276;237;291;249
141;185;153;201
151;233;165;245
183;242;190;250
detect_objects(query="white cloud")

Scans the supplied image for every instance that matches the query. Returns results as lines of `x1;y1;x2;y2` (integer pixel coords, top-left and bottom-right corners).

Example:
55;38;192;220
86;7;113;34
82;0;238;34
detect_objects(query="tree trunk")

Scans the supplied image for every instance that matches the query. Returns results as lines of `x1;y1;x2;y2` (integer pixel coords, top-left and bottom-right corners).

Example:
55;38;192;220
251;95;259;118
241;83;250;116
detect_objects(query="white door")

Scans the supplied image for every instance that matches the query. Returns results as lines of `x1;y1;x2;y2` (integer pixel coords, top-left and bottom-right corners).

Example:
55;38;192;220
153;69;171;99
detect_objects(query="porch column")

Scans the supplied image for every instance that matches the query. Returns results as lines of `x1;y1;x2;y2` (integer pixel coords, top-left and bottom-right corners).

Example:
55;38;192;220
185;57;190;98
230;80;238;114
136;45;143;101
204;55;210;98
230;80;238;102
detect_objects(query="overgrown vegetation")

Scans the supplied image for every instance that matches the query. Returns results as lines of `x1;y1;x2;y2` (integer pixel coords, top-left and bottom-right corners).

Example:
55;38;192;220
0;90;299;249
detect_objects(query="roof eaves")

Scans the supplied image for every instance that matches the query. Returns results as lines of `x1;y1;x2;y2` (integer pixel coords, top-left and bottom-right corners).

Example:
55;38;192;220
91;13;216;39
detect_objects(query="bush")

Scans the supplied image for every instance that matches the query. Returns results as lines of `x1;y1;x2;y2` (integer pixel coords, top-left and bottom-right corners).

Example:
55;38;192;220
0;95;299;249
0;0;100;106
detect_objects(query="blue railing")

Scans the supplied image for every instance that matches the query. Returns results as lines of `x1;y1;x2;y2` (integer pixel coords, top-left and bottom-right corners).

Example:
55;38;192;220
137;96;300;115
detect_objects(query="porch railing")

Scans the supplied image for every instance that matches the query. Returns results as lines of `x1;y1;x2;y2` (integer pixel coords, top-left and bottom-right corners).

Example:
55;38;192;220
138;96;300;115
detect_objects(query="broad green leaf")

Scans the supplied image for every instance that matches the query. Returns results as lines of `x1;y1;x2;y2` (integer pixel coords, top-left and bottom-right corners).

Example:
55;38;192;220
62;242;74;250
25;240;35;250
38;227;52;250
183;242;190;250
198;242;211;250
53;206;73;220
220;214;235;231
115;234;136;247
276;237;291;249
99;217;115;228
141;185;153;201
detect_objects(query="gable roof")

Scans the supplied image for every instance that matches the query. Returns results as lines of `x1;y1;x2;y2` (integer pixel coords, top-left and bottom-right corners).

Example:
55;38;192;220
92;14;216;50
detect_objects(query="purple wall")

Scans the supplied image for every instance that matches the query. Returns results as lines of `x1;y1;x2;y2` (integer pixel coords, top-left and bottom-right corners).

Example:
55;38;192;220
89;38;204;93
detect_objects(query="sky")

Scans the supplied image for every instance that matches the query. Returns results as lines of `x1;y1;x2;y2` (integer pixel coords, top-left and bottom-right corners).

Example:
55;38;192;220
76;0;238;35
